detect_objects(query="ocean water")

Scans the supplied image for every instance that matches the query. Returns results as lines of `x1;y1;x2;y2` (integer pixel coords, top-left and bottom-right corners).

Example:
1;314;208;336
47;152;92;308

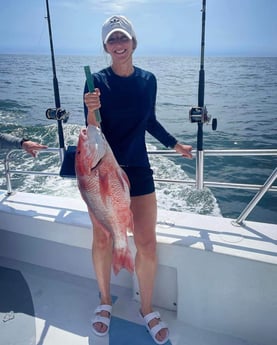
0;54;276;224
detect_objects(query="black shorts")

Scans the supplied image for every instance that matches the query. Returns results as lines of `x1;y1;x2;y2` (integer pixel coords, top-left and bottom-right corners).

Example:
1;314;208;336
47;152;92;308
121;166;155;197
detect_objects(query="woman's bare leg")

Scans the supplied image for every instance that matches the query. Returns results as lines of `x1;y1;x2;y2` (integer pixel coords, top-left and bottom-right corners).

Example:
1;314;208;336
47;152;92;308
89;211;113;334
131;192;168;342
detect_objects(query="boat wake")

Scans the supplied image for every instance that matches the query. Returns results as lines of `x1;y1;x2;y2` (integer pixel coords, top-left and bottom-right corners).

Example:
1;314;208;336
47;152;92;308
0;124;221;217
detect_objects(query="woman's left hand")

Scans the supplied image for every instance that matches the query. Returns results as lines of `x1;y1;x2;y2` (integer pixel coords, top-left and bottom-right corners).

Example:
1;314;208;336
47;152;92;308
173;142;193;159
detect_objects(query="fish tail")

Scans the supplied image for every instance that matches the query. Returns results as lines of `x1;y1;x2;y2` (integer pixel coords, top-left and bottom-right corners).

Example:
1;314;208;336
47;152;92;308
112;248;134;275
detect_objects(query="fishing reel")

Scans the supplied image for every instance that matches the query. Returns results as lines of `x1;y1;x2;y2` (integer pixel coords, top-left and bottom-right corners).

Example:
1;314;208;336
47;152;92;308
189;106;217;130
46;107;69;123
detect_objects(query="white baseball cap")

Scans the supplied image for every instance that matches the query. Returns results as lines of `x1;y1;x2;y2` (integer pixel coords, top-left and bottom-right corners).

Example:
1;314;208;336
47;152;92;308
102;15;136;44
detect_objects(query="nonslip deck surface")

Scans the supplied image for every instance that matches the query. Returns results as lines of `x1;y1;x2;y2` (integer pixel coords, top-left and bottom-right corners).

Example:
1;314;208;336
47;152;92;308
0;258;257;345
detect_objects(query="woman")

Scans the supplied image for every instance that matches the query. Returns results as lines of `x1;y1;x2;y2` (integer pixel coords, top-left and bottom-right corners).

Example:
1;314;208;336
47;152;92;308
84;15;192;344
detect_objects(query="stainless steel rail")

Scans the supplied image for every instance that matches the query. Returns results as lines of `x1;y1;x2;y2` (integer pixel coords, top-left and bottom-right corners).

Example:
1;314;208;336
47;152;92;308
149;148;277;192
232;167;277;225
148;149;277;156
3;148;277;223
4;148;60;194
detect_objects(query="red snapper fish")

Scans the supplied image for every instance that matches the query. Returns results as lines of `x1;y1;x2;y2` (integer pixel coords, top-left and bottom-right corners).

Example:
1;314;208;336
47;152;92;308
75;124;134;275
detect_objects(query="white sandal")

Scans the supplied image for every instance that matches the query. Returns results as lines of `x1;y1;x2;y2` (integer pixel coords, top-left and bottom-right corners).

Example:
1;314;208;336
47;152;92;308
140;310;169;344
91;304;112;336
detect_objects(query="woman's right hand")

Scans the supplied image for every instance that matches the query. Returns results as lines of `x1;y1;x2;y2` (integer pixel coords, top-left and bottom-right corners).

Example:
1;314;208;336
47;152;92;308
84;88;101;112
84;88;101;125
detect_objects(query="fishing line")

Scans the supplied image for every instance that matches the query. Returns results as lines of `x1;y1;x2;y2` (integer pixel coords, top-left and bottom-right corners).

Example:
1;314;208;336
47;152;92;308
27;0;48;52
35;17;47;51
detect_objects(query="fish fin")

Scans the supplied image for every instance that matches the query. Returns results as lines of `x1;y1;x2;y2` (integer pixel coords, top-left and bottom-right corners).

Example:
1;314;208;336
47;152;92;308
122;171;130;189
117;168;130;190
88;210;111;239
112;248;134;275
127;211;134;234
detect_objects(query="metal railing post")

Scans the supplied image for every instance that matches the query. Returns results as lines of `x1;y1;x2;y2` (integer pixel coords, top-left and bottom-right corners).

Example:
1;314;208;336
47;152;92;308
196;150;204;190
4;154;12;195
233;167;277;225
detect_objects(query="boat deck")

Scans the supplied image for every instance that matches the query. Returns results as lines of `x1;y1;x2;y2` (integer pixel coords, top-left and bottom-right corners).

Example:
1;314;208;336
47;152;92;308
0;190;277;345
0;257;258;345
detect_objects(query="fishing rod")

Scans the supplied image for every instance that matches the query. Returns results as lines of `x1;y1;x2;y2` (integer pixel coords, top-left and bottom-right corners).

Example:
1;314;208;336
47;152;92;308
45;0;69;162
189;0;217;189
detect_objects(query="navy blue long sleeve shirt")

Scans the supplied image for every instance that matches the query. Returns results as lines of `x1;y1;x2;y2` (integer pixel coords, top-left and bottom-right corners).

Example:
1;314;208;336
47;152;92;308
84;66;177;168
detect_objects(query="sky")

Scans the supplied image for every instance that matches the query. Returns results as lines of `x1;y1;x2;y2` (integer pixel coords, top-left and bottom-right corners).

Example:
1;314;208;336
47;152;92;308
0;0;276;57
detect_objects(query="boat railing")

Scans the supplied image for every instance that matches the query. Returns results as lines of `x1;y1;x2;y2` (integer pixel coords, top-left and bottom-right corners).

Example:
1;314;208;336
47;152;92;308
2;147;277;225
